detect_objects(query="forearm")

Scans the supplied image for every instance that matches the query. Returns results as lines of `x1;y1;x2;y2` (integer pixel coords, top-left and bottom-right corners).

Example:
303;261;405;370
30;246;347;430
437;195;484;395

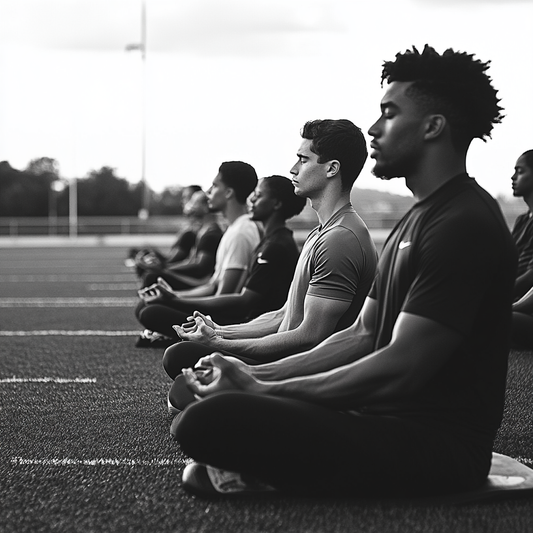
208;328;312;362
166;253;214;278
254;312;462;409
175;280;217;298
514;269;533;300
257;349;402;408
250;324;374;381
167;291;256;319
217;308;284;339
213;305;355;363
166;248;189;263
513;285;533;313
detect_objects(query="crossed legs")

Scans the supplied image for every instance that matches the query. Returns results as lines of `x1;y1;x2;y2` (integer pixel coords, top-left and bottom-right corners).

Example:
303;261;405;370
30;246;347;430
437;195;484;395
174;391;492;498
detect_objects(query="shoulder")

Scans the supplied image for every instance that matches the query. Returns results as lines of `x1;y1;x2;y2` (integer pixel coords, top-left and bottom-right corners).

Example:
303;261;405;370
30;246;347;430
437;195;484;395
421;180;507;238
318;212;374;253
261;229;298;255
232;215;260;234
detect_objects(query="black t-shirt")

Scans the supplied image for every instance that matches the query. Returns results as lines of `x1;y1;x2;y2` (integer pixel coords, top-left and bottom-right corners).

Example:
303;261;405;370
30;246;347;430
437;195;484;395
195;223;223;256
511;211;533;278
245;227;300;319
368;174;517;439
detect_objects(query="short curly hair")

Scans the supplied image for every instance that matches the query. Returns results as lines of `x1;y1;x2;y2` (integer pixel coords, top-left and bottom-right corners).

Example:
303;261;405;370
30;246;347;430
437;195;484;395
301;119;367;191
381;45;504;148
262;175;307;220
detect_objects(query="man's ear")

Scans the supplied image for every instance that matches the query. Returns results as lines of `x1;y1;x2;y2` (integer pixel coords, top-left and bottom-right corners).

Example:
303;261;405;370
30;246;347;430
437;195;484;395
225;187;235;200
326;160;341;179
424;114;446;140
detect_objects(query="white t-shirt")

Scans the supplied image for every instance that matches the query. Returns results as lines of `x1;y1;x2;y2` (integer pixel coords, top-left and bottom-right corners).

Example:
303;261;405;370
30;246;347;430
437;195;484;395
211;214;261;291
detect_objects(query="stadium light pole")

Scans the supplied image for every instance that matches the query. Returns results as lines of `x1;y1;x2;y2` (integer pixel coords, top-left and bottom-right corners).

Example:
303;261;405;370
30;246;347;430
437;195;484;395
126;0;149;221
69;177;78;238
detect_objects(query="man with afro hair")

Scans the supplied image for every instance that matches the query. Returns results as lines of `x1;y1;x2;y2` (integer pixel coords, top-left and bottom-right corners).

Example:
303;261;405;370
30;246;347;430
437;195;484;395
174;46;517;499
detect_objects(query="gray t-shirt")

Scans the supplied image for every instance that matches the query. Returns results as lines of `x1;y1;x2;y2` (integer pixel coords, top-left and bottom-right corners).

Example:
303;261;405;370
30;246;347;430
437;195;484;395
278;204;378;334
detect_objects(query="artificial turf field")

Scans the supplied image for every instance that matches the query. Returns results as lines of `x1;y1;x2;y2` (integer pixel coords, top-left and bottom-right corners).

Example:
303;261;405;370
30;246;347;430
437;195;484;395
0;243;532;533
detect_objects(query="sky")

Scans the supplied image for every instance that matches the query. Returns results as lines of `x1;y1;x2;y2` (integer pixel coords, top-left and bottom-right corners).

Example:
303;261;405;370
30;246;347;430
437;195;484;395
0;0;532;199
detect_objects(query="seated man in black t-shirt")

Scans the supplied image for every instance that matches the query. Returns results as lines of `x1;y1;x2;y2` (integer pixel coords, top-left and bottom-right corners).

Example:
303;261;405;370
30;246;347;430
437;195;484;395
137;175;306;338
137;190;223;290
173;45;517;500
128;185;203;272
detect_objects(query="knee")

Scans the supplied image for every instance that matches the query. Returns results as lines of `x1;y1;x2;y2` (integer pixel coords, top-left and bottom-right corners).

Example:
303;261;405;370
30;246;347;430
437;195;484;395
173;393;237;453
134;300;147;321
162;341;193;379
163;343;182;379
142;271;161;287
163;341;211;379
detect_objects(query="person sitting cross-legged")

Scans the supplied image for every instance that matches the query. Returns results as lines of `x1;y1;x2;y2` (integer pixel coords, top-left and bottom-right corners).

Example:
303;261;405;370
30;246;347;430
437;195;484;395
137;190;223;291
510;149;533;349
137;175;306;338
173;45;516;500
135;161;261;347
164;119;379;414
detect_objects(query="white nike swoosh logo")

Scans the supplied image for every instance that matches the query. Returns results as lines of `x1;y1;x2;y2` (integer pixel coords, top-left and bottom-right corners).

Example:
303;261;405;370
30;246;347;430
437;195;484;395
399;241;411;250
257;257;269;264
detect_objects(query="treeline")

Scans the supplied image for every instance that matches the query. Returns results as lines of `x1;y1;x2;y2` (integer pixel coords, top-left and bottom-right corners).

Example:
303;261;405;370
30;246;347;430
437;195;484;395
0;158;187;217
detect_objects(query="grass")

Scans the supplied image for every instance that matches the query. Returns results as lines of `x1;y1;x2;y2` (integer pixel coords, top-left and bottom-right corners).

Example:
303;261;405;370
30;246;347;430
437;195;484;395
0;245;532;533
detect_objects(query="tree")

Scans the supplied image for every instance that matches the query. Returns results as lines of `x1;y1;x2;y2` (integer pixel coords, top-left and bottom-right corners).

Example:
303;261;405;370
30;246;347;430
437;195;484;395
76;166;145;216
150;187;184;215
0;159;60;216
26;157;60;178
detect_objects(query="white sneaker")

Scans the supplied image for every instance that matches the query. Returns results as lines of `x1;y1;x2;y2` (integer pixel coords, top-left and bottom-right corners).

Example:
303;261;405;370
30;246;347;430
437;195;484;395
182;462;276;497
167;392;181;416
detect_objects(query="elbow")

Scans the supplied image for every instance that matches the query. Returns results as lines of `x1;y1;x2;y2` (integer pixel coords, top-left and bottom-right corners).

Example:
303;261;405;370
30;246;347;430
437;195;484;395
299;328;331;351
381;368;432;400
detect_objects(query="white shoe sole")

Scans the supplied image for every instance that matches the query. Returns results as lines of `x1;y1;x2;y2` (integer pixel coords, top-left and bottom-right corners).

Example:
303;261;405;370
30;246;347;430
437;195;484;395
167;394;181;416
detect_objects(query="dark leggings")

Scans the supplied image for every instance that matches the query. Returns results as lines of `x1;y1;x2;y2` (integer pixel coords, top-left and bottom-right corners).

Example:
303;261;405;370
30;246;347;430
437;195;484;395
512;311;533;349
142;270;202;290
164;341;259;410
174;391;492;497
163;341;256;379
136;302;188;339
136;302;248;339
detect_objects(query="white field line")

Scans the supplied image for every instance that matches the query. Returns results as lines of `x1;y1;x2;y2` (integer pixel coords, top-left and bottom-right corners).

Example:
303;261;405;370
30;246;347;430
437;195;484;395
0;330;139;336
11;457;188;467
87;283;138;291
0;377;96;383
0;275;134;282
0;297;137;307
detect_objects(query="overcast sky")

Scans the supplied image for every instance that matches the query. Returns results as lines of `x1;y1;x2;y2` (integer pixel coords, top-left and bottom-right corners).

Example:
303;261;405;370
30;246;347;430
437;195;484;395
1;0;532;198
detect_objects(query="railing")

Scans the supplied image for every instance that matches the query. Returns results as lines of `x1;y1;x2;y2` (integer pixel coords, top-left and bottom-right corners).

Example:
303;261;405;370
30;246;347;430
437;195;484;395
0;202;523;237
0;213;401;237
0;216;188;237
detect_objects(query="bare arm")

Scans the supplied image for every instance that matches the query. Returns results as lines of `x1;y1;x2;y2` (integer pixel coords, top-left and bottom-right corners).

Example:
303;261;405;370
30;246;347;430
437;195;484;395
165;250;216;278
186;293;351;362
175;307;286;343
514;269;533;300
185;312;463;410
170;267;246;298
513;285;533;314
217;306;286;339
262;313;462;407
215;268;247;295
250;297;377;381
159;287;264;318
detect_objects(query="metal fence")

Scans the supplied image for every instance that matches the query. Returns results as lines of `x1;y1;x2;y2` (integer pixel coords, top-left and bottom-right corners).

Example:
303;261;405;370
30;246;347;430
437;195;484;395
0;201;523;237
